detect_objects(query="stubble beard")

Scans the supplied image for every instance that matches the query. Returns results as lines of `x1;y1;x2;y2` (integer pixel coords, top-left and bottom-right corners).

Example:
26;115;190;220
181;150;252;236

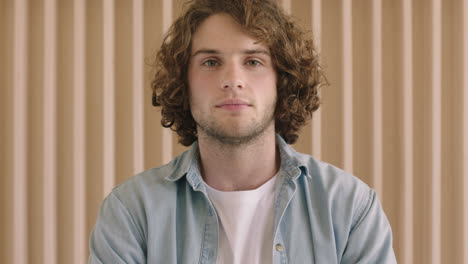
194;106;276;147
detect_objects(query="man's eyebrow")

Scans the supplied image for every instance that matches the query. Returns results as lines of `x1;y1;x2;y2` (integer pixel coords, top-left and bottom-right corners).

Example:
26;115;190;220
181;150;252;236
191;48;270;57
242;49;270;55
192;49;219;57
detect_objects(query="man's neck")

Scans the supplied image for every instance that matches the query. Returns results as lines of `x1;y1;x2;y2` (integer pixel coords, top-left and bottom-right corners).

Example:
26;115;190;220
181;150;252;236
197;129;280;192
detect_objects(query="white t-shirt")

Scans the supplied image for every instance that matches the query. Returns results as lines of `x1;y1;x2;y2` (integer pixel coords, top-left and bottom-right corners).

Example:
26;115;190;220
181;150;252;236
205;175;277;264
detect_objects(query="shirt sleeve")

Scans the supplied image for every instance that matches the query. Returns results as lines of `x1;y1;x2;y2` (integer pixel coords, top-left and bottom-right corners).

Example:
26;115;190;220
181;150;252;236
88;191;147;264
340;189;397;264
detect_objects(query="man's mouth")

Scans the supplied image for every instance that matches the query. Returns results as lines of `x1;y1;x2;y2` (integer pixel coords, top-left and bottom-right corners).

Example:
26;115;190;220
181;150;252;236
215;99;252;110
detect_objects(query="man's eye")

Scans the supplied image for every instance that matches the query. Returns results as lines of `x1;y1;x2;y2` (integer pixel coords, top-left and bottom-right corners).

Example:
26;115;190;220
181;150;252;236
202;60;219;67
247;60;262;66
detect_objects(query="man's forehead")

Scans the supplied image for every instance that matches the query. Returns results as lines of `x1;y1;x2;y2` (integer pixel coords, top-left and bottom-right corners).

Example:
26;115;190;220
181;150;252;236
190;13;270;54
191;48;271;57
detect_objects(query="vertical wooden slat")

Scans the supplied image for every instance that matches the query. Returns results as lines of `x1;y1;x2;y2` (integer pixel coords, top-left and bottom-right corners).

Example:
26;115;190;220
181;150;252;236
311;0;322;159
162;0;173;164
133;0;144;173
431;0;442;263
402;0;414;263
371;0;383;197
342;0;353;173
0;0;12;259
281;0;292;14
12;0;28;263
103;0;116;195
463;0;468;262
73;0;86;263
43;0;58;263
162;0;172;47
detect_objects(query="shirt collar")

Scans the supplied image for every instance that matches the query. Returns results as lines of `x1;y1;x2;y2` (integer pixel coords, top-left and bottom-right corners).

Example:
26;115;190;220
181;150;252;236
164;139;201;182
164;134;310;187
275;134;310;180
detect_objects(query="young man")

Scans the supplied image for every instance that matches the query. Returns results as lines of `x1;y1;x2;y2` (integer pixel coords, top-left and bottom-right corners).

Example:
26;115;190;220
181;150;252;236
89;0;396;263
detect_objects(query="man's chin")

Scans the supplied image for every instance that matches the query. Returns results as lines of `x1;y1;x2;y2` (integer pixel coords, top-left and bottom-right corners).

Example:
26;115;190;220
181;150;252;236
201;127;269;146
195;115;275;145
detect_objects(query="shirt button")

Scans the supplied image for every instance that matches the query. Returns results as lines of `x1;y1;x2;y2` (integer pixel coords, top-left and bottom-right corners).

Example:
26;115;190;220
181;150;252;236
275;244;284;252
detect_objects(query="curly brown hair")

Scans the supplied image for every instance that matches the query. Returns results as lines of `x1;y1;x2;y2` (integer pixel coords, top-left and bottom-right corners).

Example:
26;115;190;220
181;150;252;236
152;0;324;146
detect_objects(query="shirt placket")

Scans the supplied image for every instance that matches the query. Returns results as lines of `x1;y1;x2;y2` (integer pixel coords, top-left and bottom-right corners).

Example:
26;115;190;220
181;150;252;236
198;190;219;264
272;176;298;264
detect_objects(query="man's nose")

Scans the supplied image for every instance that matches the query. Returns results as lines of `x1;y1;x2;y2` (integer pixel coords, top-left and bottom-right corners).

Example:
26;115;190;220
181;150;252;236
220;63;245;90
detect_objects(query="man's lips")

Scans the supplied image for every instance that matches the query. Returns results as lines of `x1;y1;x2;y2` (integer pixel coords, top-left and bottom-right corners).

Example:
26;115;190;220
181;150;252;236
215;99;252;108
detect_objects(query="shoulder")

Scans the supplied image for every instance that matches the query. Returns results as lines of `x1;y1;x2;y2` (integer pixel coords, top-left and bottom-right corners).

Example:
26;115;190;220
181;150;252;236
277;135;373;220
277;135;371;205
291;154;396;263
289;149;370;194
113;163;179;200
89;155;192;263
294;151;375;228
298;152;370;195
105;150;194;219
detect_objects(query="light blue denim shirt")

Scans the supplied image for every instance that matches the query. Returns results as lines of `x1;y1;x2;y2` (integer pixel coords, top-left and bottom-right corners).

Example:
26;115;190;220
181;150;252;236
89;135;397;263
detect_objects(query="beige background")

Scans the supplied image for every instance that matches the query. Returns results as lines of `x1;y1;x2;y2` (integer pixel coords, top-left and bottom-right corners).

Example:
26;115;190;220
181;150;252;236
1;0;467;263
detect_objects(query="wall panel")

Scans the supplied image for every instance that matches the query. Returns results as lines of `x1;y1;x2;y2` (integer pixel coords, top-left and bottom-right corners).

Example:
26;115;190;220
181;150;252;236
1;0;467;263
115;0;134;185
12;0;29;263
161;0;174;163
143;0;163;169
382;0;404;259
441;0;463;263
43;1;58;263
310;0;323;160
71;0;87;263
413;0;434;262
401;0;414;263
102;0;116;197
132;0;145;174
0;0;14;263
352;0;373;189
291;0;312;156
84;0;104;259
57;0;75;261
463;0;468;262
321;0;344;169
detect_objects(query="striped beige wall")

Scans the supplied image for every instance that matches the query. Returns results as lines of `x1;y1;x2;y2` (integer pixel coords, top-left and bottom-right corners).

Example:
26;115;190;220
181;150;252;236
0;0;466;263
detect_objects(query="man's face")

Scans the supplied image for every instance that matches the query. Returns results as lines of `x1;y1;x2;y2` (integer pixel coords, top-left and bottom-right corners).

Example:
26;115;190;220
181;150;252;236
187;13;278;144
